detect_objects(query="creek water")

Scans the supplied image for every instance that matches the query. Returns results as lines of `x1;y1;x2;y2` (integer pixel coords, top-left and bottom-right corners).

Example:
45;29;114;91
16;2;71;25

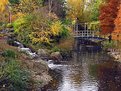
42;52;121;91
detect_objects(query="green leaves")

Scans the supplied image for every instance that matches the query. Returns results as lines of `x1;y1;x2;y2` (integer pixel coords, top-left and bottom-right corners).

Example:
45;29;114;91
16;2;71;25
89;0;103;21
67;0;85;21
2;49;16;59
9;0;20;4
0;58;29;91
5;60;29;91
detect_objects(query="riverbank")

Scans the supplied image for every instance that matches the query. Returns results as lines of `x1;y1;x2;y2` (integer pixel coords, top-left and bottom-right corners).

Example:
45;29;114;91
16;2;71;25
107;48;121;62
103;40;121;62
0;37;52;90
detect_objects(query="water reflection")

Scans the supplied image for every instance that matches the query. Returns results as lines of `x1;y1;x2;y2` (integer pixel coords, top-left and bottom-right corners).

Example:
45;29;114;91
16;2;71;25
98;62;121;91
42;52;121;91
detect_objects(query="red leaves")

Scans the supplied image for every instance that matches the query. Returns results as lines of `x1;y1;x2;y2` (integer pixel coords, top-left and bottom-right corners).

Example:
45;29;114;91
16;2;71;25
114;5;121;32
99;0;120;34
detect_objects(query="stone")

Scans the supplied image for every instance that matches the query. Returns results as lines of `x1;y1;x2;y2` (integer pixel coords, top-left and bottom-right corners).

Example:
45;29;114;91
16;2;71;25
37;49;49;58
50;52;62;61
22;58;48;74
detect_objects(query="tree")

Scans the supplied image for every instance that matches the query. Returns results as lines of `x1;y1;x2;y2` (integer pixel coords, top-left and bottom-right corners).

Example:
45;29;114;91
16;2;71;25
88;0;103;21
43;0;66;19
13;0;44;14
114;4;121;32
66;0;85;21
9;0;20;4
51;0;66;19
0;0;9;12
113;4;121;41
0;0;13;24
99;0;120;34
12;0;71;46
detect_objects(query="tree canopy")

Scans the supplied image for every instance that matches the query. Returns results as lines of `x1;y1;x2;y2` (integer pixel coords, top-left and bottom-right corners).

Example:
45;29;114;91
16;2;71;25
0;0;9;12
99;0;120;34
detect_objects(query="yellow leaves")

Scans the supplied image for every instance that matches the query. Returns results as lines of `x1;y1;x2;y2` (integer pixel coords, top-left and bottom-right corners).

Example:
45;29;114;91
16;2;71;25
67;0;84;20
29;20;69;44
29;31;50;44
50;21;62;36
13;15;27;33
19;0;42;13
0;0;9;12
12;12;25;22
48;12;58;20
31;37;50;44
66;26;72;33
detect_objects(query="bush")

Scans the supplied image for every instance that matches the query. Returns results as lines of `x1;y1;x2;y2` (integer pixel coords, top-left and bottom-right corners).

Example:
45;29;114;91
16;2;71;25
51;46;60;52
2;24;6;28
9;0;20;4
103;40;117;49
0;33;5;37
0;26;3;31
50;20;70;39
7;38;15;45
0;60;30;91
59;26;70;39
2;50;16;59
6;23;13;28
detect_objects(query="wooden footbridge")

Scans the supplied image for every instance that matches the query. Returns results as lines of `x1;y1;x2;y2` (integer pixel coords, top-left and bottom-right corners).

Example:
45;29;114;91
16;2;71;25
73;23;106;52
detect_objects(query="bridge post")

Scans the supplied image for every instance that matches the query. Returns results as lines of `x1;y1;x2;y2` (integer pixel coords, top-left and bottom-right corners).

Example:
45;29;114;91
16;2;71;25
74;37;80;52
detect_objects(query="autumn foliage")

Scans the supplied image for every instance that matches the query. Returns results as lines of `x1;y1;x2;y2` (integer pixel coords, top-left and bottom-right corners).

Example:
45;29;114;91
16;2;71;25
0;0;9;12
67;0;84;21
99;0;120;34
114;4;121;32
112;4;121;41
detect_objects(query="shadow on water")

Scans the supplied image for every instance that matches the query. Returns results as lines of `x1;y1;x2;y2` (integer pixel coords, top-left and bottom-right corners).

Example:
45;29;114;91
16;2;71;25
42;51;121;91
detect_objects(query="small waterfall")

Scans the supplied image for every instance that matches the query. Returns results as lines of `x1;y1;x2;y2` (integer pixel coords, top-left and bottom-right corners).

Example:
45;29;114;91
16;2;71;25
47;60;55;69
47;60;67;69
14;41;24;48
14;41;38;59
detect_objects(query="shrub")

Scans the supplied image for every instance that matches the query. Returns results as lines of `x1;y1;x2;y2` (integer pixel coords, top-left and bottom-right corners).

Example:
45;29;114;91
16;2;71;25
6;23;13;28
50;20;70;39
9;0;20;4
0;26;3;31
2;24;6;28
2;50;16;59
0;60;30;91
0;33;5;37
51;46;60;52
59;26;70;39
50;21;62;36
103;40;117;49
7;38;15;46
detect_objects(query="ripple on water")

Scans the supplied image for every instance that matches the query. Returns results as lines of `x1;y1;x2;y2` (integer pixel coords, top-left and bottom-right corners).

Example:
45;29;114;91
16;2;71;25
42;52;121;91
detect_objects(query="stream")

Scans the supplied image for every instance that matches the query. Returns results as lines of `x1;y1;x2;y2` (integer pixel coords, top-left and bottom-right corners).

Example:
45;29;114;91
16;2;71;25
8;39;121;91
42;52;121;91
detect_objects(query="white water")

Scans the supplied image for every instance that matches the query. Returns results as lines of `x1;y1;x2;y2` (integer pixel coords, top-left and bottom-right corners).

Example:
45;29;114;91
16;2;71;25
14;41;38;59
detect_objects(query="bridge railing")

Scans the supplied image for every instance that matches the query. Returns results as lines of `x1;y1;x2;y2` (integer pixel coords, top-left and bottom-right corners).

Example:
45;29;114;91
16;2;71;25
73;30;96;37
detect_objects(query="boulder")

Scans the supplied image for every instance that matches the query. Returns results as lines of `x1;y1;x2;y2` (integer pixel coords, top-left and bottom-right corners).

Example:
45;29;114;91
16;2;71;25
21;58;49;74
21;59;51;89
50;52;62;61
37;49;49;58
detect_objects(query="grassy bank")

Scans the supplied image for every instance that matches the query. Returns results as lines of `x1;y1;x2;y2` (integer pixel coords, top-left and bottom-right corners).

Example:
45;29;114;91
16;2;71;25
0;37;51;90
103;40;121;50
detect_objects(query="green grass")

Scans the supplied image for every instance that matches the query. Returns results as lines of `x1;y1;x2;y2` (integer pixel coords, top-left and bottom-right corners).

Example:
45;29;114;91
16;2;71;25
0;49;30;91
2;49;16;59
0;59;30;91
103;40;119;49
